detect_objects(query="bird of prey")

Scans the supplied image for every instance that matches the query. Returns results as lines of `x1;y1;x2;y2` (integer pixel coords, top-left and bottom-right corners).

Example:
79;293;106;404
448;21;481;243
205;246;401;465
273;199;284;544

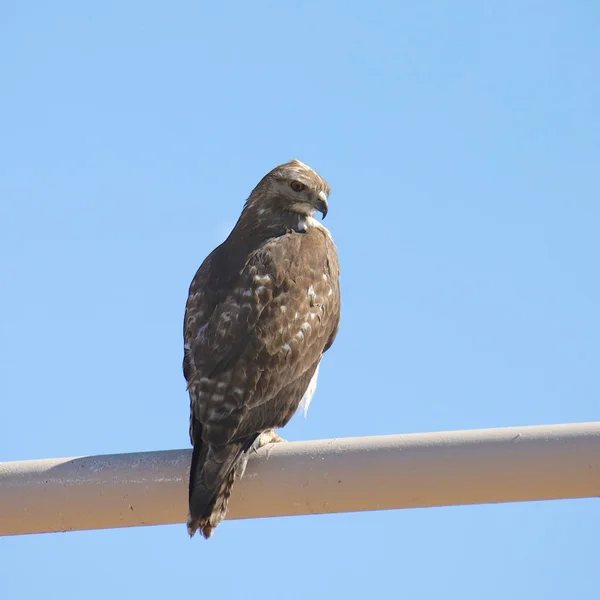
182;159;341;538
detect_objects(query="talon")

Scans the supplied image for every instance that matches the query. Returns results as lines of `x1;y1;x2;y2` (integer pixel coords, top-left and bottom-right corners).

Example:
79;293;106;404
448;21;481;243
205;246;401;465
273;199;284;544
256;429;287;448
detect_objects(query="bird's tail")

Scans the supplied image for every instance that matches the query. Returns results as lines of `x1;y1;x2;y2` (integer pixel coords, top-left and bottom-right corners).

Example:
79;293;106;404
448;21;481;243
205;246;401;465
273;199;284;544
187;440;252;538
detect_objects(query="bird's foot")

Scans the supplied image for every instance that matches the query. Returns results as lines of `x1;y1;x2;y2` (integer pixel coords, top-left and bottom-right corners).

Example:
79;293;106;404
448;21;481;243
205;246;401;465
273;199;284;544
249;429;287;457
256;429;287;447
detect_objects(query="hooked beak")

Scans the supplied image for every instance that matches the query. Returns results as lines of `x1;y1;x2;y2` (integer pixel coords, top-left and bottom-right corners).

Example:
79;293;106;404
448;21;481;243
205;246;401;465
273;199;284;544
314;190;329;219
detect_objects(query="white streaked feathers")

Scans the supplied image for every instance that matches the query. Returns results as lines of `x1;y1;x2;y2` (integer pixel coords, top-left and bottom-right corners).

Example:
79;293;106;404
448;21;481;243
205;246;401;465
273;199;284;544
297;214;331;236
298;361;320;418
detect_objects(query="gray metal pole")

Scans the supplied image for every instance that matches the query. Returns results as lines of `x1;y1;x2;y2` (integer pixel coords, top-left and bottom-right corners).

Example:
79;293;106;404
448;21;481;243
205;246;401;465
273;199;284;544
1;422;600;536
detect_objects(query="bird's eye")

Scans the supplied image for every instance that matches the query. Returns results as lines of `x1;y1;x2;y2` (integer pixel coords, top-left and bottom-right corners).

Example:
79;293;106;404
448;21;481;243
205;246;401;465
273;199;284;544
290;180;305;192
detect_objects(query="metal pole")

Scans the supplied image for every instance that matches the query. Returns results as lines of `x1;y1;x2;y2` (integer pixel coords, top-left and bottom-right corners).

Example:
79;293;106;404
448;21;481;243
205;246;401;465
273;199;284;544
1;422;599;537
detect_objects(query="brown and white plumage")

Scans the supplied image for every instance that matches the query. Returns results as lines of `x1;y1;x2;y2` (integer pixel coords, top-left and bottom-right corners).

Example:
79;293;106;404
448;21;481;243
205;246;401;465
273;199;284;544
183;159;341;538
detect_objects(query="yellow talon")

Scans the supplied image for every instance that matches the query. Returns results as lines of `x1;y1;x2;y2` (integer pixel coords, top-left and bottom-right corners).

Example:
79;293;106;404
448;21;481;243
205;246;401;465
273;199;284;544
256;429;287;448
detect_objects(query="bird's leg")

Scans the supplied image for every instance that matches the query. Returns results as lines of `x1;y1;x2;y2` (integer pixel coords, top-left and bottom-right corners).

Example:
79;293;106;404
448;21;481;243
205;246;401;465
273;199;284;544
252;428;286;461
237;430;286;480
256;428;287;447
236;429;286;480
248;429;287;457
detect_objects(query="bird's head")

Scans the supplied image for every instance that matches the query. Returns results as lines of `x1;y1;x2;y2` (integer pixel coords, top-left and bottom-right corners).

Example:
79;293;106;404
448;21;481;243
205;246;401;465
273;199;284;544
245;159;330;223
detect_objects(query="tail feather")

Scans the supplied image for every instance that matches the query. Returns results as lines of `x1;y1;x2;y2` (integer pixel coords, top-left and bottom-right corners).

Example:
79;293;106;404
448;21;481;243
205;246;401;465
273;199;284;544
187;438;255;538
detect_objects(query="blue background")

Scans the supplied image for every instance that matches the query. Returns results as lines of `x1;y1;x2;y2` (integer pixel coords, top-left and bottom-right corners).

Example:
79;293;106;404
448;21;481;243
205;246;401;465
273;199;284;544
1;2;599;598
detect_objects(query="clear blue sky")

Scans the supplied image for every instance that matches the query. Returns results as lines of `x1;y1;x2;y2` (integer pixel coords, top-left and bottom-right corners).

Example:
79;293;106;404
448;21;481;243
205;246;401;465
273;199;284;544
1;1;599;598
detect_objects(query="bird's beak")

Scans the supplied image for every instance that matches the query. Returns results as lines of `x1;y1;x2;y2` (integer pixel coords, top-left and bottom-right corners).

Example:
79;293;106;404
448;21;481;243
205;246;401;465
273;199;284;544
314;190;329;219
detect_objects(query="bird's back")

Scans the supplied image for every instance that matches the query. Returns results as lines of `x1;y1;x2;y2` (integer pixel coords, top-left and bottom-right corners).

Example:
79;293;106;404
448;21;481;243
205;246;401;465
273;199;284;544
183;160;340;538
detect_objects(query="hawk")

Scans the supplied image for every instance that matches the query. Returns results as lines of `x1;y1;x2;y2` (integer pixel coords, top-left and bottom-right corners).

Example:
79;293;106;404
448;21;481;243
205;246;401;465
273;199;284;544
183;159;341;538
